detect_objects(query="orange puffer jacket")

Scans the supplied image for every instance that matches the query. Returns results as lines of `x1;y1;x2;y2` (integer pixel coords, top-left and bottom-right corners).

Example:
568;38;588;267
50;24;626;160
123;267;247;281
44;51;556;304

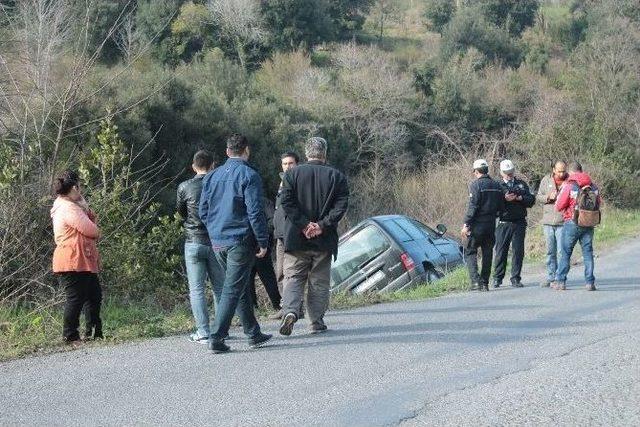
50;197;101;273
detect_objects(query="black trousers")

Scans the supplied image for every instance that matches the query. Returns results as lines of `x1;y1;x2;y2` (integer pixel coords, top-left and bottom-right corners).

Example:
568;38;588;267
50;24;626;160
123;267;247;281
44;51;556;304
493;220;527;284
250;246;282;310
57;272;103;341
465;222;495;286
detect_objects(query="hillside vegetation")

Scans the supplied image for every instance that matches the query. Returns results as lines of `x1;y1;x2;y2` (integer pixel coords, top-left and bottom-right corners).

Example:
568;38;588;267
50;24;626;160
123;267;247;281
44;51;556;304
1;0;639;353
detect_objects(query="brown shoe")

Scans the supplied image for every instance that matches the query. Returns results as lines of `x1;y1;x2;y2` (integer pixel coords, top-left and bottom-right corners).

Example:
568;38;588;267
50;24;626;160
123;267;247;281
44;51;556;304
585;283;597;291
551;282;566;291
279;312;297;336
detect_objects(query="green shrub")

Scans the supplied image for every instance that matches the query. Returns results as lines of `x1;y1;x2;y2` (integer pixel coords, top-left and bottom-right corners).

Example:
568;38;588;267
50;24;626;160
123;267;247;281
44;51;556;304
440;5;523;68
423;0;455;33
79;116;184;304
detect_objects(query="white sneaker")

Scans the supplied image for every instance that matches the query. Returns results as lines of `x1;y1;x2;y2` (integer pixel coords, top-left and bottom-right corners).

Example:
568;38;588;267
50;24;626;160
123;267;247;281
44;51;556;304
189;333;209;344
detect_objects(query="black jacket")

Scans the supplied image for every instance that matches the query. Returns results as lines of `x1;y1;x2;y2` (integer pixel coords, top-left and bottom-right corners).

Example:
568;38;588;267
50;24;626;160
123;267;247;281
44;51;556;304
463;175;505;227
280;161;349;259
497;177;535;223
176;175;210;245
273;185;286;240
263;196;275;248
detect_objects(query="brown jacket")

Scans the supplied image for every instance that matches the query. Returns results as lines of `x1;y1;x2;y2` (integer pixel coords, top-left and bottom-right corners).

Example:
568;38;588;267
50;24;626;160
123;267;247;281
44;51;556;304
536;174;565;226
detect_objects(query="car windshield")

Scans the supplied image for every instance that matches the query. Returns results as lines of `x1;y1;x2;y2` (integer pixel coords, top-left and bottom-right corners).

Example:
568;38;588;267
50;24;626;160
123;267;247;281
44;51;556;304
332;225;391;285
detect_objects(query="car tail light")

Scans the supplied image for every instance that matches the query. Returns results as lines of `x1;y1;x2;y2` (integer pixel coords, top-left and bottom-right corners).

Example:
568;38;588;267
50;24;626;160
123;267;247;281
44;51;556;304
400;253;415;271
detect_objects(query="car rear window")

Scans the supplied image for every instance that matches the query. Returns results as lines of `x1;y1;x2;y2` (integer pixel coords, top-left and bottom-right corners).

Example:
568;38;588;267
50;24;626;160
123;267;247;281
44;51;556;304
332;225;391;285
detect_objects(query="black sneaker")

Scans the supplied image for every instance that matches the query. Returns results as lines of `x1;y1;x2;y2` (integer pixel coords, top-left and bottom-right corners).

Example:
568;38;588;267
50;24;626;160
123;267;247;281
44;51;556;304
208;340;231;354
310;323;328;334
511;281;524;288
63;336;82;346
492;281;502;289
279;312;297;336
249;333;273;348
479;284;490;292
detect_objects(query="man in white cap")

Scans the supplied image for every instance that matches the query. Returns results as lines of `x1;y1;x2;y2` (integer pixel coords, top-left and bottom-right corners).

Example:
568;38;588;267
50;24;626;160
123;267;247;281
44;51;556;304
493;159;535;288
461;159;504;291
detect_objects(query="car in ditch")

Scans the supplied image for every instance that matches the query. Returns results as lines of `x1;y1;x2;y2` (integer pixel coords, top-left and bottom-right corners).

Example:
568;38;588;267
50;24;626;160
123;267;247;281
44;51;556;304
330;215;464;294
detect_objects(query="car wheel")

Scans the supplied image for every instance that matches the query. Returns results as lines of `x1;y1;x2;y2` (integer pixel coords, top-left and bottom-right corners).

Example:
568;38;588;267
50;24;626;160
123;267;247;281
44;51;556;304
426;268;444;283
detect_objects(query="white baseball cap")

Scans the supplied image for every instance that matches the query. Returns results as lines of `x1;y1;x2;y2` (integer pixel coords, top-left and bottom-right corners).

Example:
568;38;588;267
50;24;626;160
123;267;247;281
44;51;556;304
500;159;515;173
472;159;488;170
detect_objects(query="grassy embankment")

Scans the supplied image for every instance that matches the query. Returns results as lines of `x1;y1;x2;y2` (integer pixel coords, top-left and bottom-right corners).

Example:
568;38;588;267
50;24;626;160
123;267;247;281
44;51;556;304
1;209;639;361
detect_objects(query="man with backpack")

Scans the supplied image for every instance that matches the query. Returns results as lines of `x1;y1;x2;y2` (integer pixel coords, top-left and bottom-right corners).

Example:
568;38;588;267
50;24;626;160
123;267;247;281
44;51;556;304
553;161;601;291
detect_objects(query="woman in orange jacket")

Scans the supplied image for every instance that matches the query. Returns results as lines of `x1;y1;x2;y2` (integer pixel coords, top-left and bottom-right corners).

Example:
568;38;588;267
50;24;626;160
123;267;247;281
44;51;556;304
51;170;103;343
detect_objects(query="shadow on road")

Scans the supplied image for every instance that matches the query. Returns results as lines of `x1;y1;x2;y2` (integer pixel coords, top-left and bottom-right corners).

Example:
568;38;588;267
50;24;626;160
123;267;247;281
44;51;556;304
258;318;612;353
336;304;546;317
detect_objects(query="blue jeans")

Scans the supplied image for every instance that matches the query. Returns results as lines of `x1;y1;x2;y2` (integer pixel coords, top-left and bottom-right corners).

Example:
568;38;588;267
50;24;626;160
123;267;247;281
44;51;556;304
555;221;595;285
211;240;261;342
543;224;563;282
185;242;224;338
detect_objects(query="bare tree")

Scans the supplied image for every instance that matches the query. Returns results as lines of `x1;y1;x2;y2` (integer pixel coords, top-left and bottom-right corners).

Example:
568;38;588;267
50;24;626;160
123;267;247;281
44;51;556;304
333;43;419;168
370;0;401;41
0;0;175;303
207;0;267;69
113;9;141;64
0;0;177;188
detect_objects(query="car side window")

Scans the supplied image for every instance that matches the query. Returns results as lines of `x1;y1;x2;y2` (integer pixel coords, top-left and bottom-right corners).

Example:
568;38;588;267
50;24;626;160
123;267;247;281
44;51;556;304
332;225;391;285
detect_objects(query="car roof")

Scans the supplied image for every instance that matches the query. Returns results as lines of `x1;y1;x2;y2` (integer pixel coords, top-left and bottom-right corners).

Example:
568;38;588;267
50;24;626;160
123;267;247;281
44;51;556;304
369;214;410;223
339;215;413;242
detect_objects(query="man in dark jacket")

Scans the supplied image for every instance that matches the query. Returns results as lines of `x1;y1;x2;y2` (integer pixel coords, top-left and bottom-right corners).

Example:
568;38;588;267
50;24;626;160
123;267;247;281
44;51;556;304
249;196;281;312
270;151;301;320
278;137;349;336
493;160;535;288
461;159;505;291
199;134;272;353
176;150;224;344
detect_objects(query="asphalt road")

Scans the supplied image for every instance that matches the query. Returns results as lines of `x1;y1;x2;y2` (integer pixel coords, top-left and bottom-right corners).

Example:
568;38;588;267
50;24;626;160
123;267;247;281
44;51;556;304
2;241;639;426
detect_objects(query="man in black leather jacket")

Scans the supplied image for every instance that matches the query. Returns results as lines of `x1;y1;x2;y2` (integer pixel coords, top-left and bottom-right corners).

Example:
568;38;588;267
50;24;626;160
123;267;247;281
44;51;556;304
176;150;223;344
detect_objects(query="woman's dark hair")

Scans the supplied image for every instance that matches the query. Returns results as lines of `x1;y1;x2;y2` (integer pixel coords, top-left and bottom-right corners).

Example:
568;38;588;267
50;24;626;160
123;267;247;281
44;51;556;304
54;170;80;195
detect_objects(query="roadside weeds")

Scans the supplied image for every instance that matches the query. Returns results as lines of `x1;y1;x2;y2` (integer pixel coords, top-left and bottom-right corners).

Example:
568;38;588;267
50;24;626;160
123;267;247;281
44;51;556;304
1;208;638;362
